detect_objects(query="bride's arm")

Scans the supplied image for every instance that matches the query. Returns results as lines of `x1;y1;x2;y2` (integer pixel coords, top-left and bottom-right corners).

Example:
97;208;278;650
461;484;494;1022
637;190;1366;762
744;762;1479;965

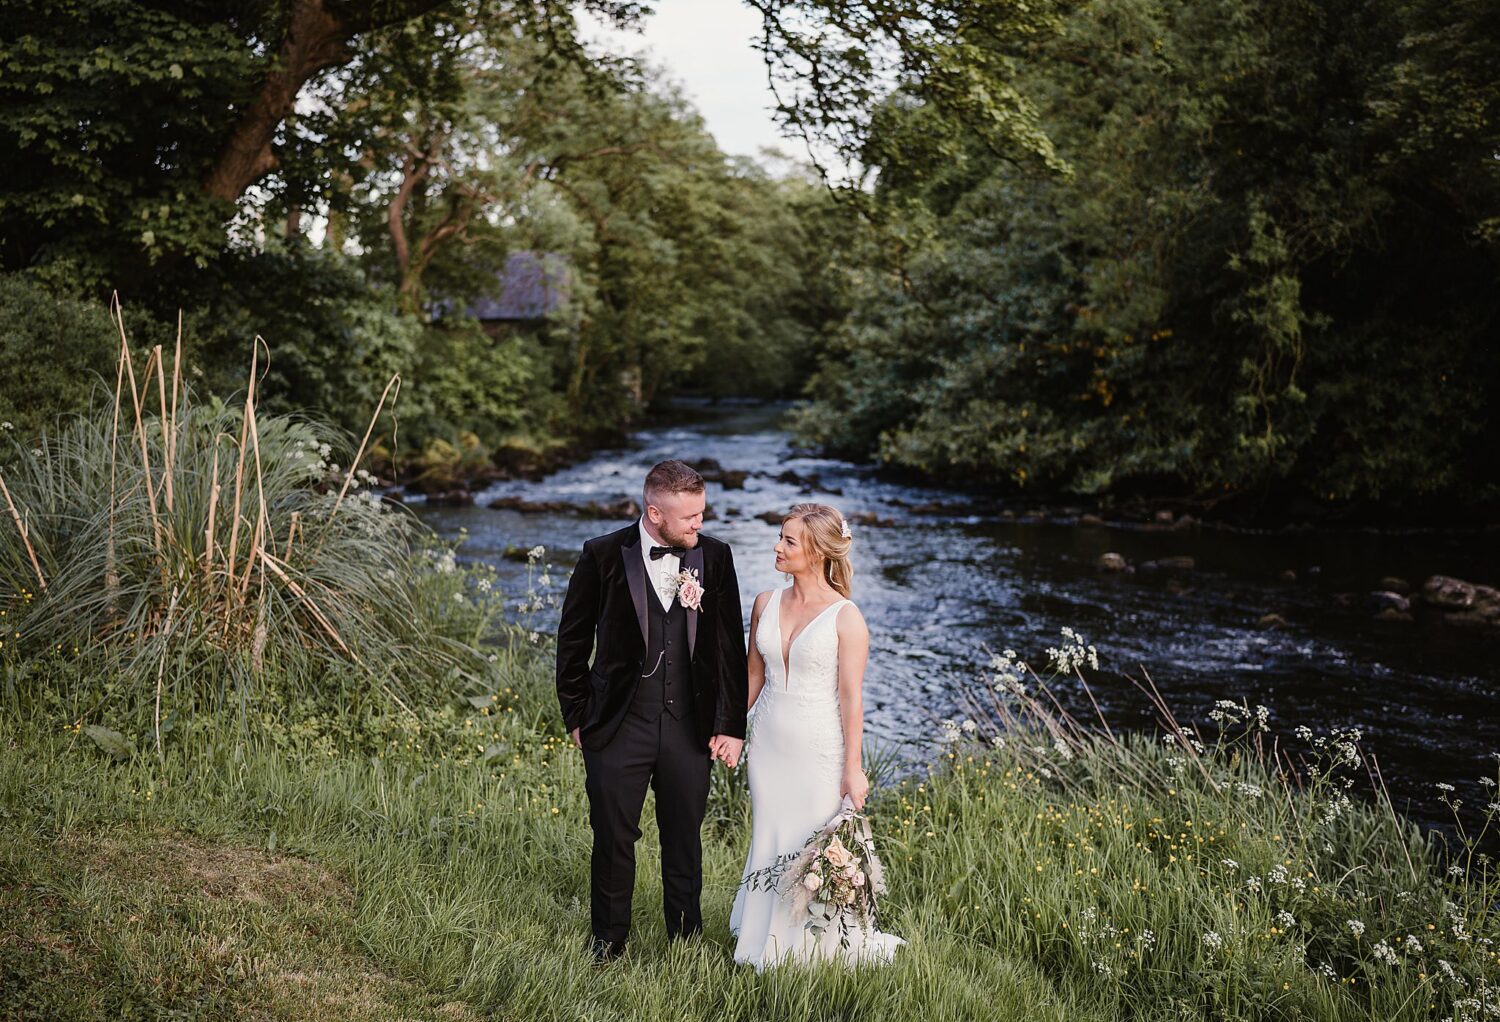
746;590;772;711
835;604;871;810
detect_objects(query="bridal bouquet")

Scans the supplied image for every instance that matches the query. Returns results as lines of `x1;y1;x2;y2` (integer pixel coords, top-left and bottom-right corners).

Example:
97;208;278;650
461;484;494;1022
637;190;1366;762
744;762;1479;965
744;797;889;946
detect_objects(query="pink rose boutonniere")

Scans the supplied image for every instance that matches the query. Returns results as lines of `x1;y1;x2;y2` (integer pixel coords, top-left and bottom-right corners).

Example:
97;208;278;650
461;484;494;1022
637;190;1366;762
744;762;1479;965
674;568;704;611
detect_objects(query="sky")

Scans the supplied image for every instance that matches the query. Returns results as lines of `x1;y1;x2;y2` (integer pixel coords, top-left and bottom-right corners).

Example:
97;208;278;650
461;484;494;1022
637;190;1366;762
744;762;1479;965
580;0;798;163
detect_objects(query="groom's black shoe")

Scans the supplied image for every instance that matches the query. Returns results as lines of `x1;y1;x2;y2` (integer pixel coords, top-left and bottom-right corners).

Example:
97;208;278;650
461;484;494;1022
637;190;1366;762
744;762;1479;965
588;936;626;963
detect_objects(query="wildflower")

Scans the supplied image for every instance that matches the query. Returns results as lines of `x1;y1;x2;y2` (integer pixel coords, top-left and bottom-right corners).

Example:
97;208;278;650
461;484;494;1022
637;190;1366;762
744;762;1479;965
1436;782;1456;792
1202;931;1224;950
1244;876;1262;893
527;544;546;562
1266;865;1288;884
1220;858;1241;871
1437;959;1467;987
1052;738;1074;761
1480;777;1495;788
1045;627;1100;674
1372;941;1398;966
1346;919;1365;939
1294;725;1313;741
1137;929;1157;950
0;421;11;430
477;578;493;593
1236;782;1263;798
1276;911;1295;928
961;719;977;733
1448;865;1466;877
1403;935;1423;953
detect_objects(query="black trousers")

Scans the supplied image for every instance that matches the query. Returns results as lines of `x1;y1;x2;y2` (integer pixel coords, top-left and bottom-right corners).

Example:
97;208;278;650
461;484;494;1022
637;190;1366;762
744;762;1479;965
582;707;710;945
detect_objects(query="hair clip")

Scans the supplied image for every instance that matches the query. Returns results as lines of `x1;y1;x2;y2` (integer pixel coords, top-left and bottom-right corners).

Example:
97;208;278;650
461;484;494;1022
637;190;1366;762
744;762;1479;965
840;518;853;539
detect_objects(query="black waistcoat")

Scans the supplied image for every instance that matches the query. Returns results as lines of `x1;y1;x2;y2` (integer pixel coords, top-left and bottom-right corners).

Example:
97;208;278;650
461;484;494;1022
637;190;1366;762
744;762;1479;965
631;590;694;720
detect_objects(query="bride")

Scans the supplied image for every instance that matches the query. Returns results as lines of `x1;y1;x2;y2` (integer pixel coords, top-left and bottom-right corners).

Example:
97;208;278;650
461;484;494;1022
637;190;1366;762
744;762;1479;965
729;503;905;969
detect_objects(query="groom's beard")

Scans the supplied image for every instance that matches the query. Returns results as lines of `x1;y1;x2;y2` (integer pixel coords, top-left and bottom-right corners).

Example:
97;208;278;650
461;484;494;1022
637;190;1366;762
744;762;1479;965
657;523;699;548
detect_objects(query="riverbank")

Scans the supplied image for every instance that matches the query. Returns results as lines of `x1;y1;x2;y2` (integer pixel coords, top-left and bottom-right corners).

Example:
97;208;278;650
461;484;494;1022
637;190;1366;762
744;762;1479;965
4;599;1496;1019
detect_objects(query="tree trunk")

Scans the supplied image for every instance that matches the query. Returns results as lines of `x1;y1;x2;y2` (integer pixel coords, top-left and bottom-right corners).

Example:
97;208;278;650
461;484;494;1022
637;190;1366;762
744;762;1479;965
201;0;450;206
202;0;352;204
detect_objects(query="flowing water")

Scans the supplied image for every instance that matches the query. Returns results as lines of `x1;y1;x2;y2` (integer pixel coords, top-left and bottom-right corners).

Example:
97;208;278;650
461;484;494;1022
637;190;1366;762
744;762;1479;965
413;400;1500;836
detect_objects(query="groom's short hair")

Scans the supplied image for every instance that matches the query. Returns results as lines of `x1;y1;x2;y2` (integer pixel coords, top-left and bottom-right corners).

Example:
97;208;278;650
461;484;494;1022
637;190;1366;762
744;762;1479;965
643;460;704;507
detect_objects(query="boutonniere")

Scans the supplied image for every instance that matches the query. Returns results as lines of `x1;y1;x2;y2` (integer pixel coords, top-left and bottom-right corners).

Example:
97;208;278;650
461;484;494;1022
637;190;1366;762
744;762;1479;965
664;567;704;611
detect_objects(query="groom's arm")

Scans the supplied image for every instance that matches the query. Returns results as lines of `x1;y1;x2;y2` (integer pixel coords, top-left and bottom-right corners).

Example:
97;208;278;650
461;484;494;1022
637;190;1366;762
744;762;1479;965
556;542;600;736
712;544;749;740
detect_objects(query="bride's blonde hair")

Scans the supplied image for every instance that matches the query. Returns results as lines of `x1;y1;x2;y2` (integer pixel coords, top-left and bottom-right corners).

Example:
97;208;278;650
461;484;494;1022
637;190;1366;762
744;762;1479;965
784;503;854;597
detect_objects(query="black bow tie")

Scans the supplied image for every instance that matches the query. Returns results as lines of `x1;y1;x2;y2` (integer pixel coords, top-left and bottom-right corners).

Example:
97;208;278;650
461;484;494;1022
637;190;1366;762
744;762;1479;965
650;544;687;560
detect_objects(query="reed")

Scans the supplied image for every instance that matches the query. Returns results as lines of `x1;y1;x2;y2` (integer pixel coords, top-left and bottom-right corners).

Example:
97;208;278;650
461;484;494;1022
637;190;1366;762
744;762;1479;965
0;303;470;729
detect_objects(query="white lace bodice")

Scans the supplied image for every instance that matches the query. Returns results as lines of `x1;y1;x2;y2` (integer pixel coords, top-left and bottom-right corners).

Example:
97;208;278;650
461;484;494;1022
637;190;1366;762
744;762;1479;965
753;587;848;712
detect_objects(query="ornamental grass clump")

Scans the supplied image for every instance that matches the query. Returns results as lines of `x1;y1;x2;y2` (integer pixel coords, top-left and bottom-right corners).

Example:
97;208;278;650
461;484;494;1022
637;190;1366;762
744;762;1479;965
0;300;478;746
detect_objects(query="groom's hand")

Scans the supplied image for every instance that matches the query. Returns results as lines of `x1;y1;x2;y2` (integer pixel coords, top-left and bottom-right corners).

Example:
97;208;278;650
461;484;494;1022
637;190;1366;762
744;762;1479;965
570;727;581;749
711;735;743;769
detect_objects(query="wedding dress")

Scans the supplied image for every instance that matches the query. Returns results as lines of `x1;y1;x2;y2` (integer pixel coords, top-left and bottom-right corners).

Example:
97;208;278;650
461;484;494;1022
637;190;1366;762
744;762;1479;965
729;587;905;970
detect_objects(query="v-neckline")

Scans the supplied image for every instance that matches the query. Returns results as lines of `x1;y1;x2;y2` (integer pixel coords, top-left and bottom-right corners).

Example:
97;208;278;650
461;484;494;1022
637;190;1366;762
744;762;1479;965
776;587;844;683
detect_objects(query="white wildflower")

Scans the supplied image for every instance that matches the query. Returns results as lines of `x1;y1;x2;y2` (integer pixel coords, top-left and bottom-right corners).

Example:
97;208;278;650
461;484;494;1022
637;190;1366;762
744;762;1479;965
1201;930;1224;950
1137;929;1157;950
527;544;546;562
1236;782;1263;798
1220;858;1240;871
1266;865;1288;885
1276;911;1295;928
1437;782;1456;792
1403;935;1423;953
1372;941;1398;966
1346;919;1365;939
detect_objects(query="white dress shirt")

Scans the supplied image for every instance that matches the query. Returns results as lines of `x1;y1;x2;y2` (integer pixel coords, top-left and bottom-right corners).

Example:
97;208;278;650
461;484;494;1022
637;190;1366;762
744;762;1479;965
638;517;681;610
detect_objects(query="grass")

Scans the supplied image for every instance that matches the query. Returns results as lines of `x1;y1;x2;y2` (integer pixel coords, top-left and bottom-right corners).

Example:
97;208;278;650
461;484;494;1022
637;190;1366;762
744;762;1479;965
3;613;1497;1020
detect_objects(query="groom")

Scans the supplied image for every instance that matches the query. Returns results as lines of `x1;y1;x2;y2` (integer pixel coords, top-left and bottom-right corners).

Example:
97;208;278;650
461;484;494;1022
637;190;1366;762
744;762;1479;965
556;459;747;961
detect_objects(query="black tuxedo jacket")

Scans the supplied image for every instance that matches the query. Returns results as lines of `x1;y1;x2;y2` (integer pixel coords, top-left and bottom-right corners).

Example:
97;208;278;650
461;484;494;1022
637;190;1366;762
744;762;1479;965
556;522;748;752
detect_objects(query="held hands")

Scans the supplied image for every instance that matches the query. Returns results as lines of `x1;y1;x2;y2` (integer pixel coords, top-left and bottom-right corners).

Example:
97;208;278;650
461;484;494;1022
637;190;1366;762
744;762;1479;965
709;735;743;769
840;766;870;811
571;727;581;749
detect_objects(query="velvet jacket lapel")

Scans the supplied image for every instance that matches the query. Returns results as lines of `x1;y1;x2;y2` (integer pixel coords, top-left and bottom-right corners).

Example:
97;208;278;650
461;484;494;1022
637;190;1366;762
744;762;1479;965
683;544;704;656
621;530;649;648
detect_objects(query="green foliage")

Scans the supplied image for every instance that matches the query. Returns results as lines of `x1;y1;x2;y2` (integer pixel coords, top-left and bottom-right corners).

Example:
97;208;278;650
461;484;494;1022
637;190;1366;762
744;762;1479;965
0;273;172;441
797;0;1500;511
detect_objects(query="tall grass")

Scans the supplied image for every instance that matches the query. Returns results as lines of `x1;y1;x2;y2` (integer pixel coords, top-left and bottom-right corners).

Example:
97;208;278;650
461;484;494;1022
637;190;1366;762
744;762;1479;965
4;589;1497;1020
0;302;479;745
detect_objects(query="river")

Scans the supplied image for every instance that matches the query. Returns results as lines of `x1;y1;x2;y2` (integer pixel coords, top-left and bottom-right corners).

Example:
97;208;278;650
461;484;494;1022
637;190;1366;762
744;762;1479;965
412;400;1500;836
